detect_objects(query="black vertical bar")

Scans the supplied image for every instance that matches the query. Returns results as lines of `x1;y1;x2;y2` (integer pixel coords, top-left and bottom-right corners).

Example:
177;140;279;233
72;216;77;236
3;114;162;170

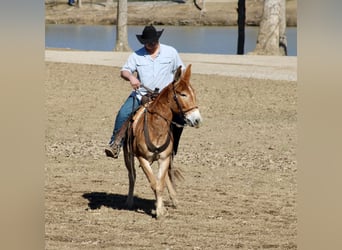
237;0;246;55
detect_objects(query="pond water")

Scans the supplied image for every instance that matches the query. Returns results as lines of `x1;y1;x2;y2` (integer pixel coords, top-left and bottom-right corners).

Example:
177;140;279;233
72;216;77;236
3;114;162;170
45;25;297;56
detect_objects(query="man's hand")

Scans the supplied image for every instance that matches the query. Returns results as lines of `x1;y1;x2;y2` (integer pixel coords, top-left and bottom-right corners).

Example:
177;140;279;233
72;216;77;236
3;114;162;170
129;76;141;90
121;70;141;90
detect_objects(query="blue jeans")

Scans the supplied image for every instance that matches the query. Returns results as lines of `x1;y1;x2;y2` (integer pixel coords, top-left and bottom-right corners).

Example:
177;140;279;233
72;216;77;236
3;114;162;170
110;92;141;144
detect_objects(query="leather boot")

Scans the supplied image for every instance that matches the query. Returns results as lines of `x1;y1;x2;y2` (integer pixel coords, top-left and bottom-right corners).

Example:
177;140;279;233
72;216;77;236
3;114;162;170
105;143;121;158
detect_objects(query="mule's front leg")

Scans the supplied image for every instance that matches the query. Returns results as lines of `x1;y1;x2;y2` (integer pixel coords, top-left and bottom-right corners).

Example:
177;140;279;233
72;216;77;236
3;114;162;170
155;157;171;219
138;157;157;192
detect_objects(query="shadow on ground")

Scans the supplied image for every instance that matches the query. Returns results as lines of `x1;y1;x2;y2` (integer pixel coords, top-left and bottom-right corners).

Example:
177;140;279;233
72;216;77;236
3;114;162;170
82;192;156;217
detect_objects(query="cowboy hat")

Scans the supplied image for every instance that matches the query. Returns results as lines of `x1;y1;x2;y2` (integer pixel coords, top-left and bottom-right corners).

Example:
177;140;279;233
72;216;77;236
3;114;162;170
136;25;164;45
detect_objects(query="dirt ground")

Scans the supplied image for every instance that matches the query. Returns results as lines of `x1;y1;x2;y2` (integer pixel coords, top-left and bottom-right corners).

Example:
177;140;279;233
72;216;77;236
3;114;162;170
45;0;297;26
45;61;297;249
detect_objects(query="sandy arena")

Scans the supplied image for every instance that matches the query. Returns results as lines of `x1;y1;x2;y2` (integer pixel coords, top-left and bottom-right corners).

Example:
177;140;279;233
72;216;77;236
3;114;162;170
45;51;297;249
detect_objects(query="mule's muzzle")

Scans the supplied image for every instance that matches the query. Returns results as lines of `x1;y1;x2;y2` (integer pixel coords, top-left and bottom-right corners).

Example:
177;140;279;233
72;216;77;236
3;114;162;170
185;109;202;128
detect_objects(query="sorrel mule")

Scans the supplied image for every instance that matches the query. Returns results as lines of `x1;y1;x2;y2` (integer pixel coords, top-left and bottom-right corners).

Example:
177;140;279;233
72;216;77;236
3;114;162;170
123;64;202;219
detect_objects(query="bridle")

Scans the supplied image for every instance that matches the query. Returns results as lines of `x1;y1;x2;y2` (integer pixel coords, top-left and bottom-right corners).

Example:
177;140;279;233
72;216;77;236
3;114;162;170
139;81;198;158
171;81;198;120
140;81;198;124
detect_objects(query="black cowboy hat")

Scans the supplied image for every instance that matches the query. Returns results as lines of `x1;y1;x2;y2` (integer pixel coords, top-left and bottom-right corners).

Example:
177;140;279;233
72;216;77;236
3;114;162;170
136;25;164;45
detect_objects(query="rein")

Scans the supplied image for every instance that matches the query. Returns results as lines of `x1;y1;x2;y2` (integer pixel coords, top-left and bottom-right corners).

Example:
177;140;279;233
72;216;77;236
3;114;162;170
146;108;186;128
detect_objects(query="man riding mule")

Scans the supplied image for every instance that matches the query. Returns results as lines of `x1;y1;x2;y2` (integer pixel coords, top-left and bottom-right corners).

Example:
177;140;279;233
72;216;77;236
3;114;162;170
122;64;202;218
105;25;202;218
105;25;185;158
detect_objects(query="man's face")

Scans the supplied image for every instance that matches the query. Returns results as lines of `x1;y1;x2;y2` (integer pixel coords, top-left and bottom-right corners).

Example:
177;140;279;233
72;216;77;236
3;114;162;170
145;40;159;52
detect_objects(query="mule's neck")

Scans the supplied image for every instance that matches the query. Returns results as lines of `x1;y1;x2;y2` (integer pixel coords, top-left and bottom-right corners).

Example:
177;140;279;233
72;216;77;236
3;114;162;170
147;86;173;124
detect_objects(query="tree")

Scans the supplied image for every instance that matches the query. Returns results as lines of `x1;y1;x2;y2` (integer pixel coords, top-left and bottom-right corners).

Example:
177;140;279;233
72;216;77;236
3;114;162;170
237;0;246;55
251;0;287;56
114;0;131;51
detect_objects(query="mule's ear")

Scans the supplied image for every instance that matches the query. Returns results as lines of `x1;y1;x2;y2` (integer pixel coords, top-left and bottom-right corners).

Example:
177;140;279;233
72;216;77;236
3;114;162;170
182;64;192;82
173;65;182;83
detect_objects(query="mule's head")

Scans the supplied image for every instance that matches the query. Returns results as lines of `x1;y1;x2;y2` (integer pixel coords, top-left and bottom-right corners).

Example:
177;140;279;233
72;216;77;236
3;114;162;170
171;64;202;128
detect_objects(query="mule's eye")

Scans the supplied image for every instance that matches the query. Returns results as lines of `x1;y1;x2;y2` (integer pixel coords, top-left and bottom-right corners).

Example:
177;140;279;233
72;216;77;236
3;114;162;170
178;92;187;97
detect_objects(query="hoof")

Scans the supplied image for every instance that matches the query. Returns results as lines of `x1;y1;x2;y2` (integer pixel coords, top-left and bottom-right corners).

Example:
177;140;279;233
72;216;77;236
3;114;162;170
171;199;178;209
156;206;168;219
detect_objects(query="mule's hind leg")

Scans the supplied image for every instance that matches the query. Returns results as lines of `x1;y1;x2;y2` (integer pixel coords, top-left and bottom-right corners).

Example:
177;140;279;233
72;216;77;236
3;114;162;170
125;164;136;209
165;171;178;208
123;146;135;209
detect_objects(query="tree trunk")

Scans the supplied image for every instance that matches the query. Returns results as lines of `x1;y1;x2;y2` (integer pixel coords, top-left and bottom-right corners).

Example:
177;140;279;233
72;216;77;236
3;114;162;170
237;0;246;55
251;0;287;56
114;0;131;52
279;0;287;55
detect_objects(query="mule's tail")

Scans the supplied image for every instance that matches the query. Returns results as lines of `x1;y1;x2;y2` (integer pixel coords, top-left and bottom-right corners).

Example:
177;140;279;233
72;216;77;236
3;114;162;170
168;158;185;191
171;167;184;181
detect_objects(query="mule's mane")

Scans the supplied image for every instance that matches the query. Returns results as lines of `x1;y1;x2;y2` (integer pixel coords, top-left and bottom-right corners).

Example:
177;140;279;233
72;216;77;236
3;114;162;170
148;79;177;109
154;81;175;101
